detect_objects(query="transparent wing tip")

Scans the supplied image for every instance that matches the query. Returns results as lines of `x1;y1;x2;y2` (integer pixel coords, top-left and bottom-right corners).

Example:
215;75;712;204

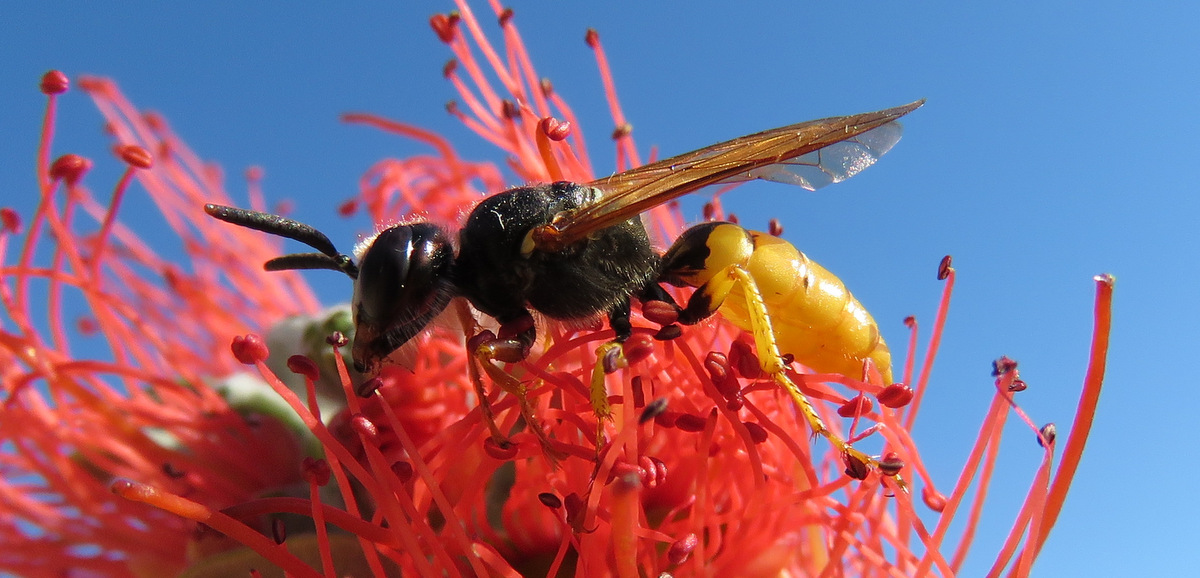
745;121;905;191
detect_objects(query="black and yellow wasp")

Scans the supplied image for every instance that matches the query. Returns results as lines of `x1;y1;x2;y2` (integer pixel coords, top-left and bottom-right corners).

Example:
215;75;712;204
207;99;922;476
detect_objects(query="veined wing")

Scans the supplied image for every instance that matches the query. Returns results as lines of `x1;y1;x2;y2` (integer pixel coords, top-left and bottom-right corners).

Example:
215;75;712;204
532;100;923;251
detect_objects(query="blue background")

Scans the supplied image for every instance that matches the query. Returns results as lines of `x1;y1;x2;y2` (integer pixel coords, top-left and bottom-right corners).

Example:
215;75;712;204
3;2;1194;575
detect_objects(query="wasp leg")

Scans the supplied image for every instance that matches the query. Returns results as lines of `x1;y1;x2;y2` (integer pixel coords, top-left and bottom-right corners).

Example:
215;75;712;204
639;282;678;306
587;289;683;449
465;337;513;444
590;343;619;417
608;297;634;342
677;265;891;481
455;302;562;462
586;299;636;448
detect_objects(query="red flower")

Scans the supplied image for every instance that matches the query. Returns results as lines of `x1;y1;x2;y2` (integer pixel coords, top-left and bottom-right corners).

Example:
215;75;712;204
0;3;1111;577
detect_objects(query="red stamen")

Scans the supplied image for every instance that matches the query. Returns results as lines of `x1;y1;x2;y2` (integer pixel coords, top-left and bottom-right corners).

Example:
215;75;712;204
326;331;349;347
728;338;762;379
878;383;914;408
40;70;69;94
1037;423;1056;448
231;334;269;365
639;397;668;424
937;254;954;280
923;487;947;512
620;333;654;365
89;166;135;278
674;413;708;433
301;457;331;486
837;394;873;418
111;480;323;578
48;154;91;186
117;144;153;169
743;421;769;444
484;437;519;460
767;217;783;237
584;27;640;169
271;517;286;544
609;468;641;578
668;533;699;565
350;414;380;447
536;116;568;181
1029;274;1113;557
1;208;22;234
390;460;414;483
538;492;562;508
286;354;320;382
430;12;460;43
905;255;956;430
878;453;905;477
641;300;679;325
653;324;682;340
842;452;869;480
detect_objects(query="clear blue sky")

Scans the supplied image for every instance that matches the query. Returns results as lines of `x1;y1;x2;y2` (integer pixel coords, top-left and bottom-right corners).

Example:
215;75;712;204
3;2;1195;575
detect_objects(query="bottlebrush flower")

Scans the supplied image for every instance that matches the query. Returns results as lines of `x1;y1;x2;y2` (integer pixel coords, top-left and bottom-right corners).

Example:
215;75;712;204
0;3;1110;577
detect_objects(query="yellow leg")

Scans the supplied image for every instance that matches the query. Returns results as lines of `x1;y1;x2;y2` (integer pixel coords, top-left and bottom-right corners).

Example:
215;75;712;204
465;343;510;443
471;340;565;463
589;341;621;448
455;301;561;461
710;266;902;485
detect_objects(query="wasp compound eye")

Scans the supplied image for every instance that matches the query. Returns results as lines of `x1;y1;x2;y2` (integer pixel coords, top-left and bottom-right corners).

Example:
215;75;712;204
357;223;455;320
352;223;455;372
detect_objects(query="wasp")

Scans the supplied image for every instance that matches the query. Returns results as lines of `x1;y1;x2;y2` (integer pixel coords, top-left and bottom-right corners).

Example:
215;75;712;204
206;99;922;473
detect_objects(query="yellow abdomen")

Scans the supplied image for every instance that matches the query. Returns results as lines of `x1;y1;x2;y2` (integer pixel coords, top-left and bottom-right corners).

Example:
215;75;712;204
718;231;893;384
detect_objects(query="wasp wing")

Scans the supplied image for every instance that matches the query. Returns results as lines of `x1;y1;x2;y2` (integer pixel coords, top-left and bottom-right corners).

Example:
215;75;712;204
534;100;923;250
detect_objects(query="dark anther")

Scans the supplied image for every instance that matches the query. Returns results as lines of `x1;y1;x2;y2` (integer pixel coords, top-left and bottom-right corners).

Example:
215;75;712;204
639;397;669;424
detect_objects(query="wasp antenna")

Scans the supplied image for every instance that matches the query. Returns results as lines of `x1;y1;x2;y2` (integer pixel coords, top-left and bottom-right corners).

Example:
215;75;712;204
204;204;344;259
265;253;359;280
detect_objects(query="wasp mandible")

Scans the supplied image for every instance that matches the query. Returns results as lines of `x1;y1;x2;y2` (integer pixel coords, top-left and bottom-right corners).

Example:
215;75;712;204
206;99;923;473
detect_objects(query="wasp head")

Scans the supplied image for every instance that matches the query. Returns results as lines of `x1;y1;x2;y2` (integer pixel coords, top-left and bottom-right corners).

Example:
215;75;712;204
351;223;456;374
